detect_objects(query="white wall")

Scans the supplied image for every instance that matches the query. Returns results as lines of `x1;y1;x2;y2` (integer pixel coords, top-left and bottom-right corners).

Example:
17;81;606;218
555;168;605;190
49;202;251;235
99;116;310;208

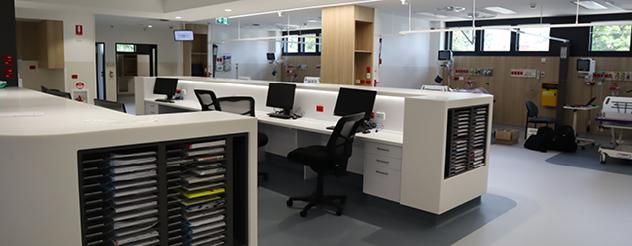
208;24;281;81
16;8;97;103
373;10;442;89
96;23;184;101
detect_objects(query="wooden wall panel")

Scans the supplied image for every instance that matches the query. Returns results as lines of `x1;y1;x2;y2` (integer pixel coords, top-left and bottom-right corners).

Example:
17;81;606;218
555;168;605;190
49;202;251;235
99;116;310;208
320;6;355;85
280;56;320;83
452;56;560;126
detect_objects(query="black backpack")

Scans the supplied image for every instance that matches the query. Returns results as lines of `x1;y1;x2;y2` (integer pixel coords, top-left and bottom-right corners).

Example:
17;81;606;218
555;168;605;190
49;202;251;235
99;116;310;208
551;125;578;153
524;127;555;152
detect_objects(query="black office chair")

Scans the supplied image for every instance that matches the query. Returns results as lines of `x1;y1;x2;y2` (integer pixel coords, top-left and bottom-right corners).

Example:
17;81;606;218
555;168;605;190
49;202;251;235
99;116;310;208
217;96;270;181
525;101;556;138
286;112;366;217
194;89;222;111
94;98;127;113
46;89;72;99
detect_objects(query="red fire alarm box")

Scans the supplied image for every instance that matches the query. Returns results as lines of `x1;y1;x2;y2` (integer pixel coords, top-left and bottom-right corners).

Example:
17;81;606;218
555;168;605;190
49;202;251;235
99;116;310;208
75;25;83;36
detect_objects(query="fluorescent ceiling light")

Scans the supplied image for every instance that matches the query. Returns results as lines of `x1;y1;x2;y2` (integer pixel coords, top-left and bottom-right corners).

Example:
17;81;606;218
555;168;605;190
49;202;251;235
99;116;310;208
224;9;233;12
175;16;183;19
416;12;448;18
228;0;381;19
603;1;623;9
485;6;517;14
571;1;608;10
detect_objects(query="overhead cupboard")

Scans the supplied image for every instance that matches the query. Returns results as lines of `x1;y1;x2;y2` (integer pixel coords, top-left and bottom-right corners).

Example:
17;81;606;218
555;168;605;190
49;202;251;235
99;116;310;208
136;77;494;215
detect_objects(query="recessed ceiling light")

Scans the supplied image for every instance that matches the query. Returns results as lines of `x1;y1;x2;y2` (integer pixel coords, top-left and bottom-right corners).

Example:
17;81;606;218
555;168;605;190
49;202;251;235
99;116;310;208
485;6;517;14
224;9;233;12
175;16;183;19
147;25;153;28
571;1;608;10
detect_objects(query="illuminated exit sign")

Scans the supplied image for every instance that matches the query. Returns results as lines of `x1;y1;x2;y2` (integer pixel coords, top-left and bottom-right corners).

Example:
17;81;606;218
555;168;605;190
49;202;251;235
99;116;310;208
215;17;229;25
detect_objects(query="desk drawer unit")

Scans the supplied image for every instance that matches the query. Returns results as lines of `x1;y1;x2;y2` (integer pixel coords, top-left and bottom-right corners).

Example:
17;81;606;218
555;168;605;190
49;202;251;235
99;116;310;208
363;163;401;202
365;142;402;159
365;153;402;171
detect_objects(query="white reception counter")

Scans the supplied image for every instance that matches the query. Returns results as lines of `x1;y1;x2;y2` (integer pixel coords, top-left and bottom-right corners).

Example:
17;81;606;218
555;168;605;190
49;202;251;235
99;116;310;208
0;88;258;246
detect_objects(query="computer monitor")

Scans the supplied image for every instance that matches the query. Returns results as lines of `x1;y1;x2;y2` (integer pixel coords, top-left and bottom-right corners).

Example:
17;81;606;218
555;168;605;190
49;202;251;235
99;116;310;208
174;30;194;41
153;78;178;103
438;50;453;61
266;83;296;114
334;87;377;120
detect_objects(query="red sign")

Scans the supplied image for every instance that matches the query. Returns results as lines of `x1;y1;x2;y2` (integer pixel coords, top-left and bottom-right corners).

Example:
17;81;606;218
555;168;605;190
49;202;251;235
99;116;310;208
75;25;83;36
74;81;86;90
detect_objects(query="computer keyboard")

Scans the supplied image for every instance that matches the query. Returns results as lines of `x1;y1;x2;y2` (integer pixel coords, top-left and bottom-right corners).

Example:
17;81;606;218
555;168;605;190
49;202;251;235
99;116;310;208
268;112;293;119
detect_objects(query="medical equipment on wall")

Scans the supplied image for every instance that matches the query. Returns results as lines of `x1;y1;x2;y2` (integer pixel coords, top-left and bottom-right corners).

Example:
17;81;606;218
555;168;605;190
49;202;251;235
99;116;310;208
577;58;596;84
438;50;454;86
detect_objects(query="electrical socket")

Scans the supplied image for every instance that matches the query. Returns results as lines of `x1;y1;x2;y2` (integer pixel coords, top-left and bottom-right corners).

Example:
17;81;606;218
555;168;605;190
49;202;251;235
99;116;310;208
375;112;386;121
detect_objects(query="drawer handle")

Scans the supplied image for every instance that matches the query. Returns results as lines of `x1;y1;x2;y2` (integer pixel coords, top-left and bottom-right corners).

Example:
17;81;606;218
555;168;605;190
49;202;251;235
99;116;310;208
376;147;390;152
375;170;389;176
376;159;390;164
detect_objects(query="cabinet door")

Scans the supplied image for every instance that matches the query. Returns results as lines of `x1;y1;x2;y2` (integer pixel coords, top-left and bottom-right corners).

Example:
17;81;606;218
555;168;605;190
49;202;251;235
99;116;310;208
363;162;401;202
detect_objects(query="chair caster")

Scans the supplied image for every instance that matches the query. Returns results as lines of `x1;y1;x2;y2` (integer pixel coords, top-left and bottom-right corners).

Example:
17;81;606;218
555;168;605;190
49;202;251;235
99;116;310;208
286;199;293;207
300;210;308;217
340;197;347;205
335;210;343;216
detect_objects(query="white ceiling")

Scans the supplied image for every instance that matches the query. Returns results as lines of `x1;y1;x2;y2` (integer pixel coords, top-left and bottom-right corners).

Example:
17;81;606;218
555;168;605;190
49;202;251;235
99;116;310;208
18;0;632;27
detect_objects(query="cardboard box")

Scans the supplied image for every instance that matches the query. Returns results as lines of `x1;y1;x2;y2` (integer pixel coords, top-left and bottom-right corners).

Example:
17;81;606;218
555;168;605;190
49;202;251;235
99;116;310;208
495;129;519;145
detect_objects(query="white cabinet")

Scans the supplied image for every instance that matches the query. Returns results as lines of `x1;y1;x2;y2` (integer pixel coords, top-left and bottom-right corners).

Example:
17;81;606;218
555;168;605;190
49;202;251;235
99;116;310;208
145;102;159;115
363;142;403;202
363;159;401;202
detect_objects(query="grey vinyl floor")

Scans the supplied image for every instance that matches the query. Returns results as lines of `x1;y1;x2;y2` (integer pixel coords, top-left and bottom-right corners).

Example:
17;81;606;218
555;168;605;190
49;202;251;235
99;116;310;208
258;141;632;246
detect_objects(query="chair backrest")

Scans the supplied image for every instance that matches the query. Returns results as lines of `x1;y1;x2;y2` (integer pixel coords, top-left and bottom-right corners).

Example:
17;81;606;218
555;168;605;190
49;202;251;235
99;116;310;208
217;96;256;117
525;101;539;118
326;113;366;166
194;89;221;111
94;99;127;113
46;90;72;99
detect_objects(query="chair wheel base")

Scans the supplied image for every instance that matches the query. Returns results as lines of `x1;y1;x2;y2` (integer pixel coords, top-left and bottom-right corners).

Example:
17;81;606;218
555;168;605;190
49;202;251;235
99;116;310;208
300;211;308;217
286;199;293;207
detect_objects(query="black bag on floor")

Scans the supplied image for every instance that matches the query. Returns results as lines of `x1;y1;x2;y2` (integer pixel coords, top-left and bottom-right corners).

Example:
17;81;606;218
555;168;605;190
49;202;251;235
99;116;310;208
524;127;555;152
551;125;577;153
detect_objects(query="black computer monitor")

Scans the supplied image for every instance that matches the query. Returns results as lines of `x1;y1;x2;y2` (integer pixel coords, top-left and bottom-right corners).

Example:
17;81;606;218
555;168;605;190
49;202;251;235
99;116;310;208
154;78;178;102
266;83;296;115
334;87;377;120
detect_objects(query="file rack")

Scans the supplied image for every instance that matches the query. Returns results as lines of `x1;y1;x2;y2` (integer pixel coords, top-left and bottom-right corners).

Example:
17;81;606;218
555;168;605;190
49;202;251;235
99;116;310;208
77;134;249;246
445;105;490;179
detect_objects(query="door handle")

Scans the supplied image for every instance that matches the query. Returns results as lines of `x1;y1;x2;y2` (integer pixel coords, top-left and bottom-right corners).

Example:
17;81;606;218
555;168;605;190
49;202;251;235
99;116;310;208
375;170;389;176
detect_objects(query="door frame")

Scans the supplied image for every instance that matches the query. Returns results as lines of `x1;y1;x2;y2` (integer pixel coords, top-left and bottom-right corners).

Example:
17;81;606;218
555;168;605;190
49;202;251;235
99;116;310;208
114;43;158;76
95;42;106;100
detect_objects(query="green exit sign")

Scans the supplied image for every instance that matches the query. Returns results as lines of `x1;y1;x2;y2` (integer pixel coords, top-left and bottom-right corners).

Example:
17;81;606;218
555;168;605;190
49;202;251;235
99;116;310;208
215;17;230;25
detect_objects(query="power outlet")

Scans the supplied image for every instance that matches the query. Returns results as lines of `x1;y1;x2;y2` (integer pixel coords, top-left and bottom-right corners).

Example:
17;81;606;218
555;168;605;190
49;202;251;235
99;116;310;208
375;112;386;121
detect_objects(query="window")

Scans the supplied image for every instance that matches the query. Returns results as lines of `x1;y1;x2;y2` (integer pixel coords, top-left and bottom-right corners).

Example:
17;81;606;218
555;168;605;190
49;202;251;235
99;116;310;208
282;30;321;55
304;34;318;53
116;43;136;53
483;28;511;52
451;30;475;52
590;24;632;52
286;36;300;53
518;27;551;52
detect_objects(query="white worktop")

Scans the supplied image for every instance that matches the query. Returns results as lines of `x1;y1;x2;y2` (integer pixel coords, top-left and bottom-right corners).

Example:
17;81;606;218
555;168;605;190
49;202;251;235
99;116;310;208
0;88;251;137
145;96;404;146
150;76;492;100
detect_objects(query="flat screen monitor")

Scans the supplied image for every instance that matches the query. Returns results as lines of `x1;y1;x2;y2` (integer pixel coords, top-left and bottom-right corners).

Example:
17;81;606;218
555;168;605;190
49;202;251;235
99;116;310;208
174;30;194;41
438;50;453;61
266;83;296;111
153;78;178;100
334;87;377;119
577;59;592;72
